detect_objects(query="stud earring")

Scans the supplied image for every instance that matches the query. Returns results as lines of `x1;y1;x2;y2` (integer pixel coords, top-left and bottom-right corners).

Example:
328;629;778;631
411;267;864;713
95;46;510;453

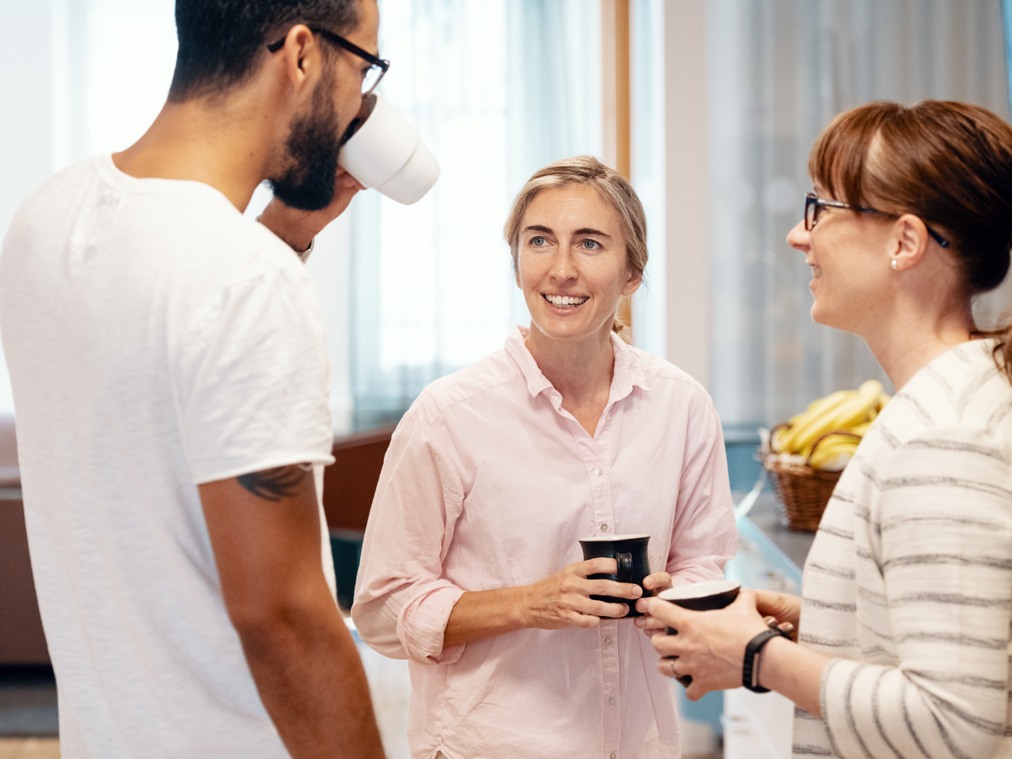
890;258;898;271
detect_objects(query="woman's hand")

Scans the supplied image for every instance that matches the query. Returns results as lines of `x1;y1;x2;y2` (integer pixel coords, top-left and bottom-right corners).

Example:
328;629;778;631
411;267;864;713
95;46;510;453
754;589;800;639
647;589;771;699
443;558;644;646
521;558;643;629
633;571;673;636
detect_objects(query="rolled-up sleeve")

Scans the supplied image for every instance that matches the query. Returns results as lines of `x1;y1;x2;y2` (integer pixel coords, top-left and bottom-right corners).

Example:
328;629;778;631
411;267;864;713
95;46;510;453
666;396;738;584
351;407;468;664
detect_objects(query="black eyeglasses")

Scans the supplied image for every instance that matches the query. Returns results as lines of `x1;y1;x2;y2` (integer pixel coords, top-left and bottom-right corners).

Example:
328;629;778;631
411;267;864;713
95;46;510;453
267;26;390;96
804;192;949;248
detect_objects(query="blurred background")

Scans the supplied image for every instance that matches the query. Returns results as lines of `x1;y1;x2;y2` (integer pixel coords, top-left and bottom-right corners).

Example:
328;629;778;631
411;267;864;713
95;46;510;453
0;1;1010;757
1;0;1010;442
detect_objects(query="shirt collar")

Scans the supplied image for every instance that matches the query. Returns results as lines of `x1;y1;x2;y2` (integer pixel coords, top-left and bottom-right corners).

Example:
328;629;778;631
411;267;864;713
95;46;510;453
504;326;651;406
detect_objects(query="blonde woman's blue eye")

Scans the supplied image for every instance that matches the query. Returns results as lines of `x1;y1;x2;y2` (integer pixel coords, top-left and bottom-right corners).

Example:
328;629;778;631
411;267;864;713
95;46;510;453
530;235;546;246
580;239;601;250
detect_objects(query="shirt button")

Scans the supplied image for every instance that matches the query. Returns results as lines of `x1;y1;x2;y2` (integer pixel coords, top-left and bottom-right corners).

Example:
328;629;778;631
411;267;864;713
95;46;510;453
610;753;617;759
608;696;616;706
604;636;613;646
593;466;603;476
600;523;609;533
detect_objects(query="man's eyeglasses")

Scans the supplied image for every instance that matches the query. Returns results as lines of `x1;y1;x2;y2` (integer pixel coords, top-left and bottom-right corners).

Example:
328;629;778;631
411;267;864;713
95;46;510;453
804;192;949;248
267;27;390;96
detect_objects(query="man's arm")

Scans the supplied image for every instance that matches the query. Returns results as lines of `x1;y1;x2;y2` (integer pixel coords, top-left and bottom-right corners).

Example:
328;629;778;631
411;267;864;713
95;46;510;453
199;464;385;759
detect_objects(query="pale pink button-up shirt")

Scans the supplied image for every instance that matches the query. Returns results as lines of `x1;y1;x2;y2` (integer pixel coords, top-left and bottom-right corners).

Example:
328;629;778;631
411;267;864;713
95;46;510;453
352;328;737;759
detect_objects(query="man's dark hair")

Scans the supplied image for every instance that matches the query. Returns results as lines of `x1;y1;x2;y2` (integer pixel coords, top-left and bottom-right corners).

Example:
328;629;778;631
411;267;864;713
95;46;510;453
168;0;360;101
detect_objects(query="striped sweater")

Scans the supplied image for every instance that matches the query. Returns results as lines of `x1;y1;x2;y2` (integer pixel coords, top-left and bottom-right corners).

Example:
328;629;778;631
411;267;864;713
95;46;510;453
795;339;1012;759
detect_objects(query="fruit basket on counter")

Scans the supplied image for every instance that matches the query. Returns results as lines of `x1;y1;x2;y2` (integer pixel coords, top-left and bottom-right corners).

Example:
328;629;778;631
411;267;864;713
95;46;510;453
761;380;889;531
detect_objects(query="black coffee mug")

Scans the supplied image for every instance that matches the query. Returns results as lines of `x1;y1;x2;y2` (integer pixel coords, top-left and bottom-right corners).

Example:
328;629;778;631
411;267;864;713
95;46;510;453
657;578;741;686
579;533;651;618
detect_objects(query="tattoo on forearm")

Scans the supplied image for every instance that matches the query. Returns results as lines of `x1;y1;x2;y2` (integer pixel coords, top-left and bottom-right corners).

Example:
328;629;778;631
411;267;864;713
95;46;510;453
237;466;307;501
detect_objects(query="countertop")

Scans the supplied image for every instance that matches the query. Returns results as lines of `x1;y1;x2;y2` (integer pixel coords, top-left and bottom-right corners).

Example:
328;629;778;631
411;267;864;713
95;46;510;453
740;491;817;571
725;489;818;596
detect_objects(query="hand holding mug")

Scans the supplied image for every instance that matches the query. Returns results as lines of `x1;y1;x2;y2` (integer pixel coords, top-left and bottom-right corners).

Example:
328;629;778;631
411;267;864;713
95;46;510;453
649;585;771;697
633;571;673;633
522;557;643;630
579;534;652;618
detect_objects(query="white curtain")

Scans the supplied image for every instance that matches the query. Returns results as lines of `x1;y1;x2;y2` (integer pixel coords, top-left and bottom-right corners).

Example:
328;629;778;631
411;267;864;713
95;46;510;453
0;0;604;431
3;0;1009;437
346;0;603;428
0;0;177;419
629;0;669;359
702;0;1011;428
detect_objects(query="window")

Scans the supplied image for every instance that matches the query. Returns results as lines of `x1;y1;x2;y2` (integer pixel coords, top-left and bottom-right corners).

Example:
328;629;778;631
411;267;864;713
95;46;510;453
5;0;1007;445
346;0;603;429
682;0;1011;430
0;1;603;435
0;1;177;419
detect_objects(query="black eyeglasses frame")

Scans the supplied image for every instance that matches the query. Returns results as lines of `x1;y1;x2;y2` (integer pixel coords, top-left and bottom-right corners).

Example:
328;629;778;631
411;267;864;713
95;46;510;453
804;192;949;249
266;26;390;96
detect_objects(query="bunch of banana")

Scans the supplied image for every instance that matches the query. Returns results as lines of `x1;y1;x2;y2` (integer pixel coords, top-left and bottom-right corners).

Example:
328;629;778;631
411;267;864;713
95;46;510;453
770;379;889;471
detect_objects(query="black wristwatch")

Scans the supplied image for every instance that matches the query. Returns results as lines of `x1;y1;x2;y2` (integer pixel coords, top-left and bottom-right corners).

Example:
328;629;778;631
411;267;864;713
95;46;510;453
742;626;791;693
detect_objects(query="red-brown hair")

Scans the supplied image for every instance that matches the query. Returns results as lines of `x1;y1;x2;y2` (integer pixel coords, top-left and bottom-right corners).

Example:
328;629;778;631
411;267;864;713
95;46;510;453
809;100;1012;379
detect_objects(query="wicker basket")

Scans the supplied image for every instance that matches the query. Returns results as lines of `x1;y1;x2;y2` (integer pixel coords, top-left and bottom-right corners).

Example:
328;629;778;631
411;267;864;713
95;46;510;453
762;455;840;531
761;429;858;531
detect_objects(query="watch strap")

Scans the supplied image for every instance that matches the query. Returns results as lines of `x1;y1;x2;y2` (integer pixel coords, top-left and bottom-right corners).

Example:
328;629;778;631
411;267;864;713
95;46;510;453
742;626;790;693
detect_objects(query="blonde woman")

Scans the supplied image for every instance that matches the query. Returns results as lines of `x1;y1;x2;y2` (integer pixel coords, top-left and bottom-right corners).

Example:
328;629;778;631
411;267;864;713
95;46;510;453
354;156;737;759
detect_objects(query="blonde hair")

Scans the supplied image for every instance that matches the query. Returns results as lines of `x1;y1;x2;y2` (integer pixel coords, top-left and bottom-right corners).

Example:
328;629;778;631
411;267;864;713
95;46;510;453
503;156;647;342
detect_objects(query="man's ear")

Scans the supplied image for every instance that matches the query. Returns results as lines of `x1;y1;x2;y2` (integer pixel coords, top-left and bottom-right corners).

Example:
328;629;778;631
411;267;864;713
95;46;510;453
274;25;319;88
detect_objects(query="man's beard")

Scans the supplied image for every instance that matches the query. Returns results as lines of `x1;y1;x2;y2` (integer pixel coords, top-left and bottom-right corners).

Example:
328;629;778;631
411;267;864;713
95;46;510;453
268;77;343;211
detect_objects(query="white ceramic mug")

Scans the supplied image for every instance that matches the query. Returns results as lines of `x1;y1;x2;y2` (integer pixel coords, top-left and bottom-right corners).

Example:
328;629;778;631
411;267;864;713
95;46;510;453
338;93;439;205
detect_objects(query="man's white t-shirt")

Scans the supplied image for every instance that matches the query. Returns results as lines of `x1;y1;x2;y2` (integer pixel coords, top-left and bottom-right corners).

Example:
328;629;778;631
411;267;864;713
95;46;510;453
0;155;337;757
